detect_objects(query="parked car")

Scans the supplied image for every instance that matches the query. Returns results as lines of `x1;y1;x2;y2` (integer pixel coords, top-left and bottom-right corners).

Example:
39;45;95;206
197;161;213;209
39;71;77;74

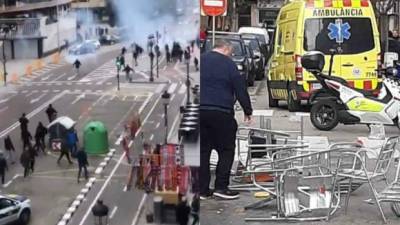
242;34;265;80
0;194;31;225
68;42;96;55
99;34;119;45
238;27;270;60
244;45;258;86
202;34;254;86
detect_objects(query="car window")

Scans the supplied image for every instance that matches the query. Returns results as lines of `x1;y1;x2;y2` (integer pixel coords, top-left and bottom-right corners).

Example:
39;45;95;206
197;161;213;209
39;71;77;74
303;18;374;54
204;39;245;56
243;39;260;52
0;199;13;210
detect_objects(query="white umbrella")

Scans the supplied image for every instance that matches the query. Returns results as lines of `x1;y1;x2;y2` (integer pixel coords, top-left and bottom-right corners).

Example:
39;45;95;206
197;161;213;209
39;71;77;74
47;116;76;130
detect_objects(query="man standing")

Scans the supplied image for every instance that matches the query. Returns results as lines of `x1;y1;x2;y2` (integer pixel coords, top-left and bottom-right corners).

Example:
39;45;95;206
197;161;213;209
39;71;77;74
4;135;15;164
200;39;252;200
21;130;32;149
19;113;29;133
20;149;31;178
34;122;47;154
0;151;8;184
67;128;79;156
57;145;73;165
76;147;89;183
46;104;57;123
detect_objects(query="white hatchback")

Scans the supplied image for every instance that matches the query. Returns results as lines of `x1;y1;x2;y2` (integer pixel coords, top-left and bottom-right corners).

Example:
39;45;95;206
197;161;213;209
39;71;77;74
0;194;31;225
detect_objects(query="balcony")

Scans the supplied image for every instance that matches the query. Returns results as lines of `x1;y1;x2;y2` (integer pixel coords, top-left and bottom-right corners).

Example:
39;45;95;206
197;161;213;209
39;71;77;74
71;0;106;8
0;0;73;14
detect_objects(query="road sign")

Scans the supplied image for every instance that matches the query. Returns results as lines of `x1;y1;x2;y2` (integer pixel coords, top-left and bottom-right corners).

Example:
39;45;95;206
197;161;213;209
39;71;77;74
201;0;227;16
52;139;62;151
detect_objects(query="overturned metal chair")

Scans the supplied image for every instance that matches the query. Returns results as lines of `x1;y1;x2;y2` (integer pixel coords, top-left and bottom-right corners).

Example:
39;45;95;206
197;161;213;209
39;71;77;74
333;136;399;223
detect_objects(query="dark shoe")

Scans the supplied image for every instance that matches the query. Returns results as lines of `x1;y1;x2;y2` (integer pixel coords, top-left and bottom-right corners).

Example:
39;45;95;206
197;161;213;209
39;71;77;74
200;190;213;200
213;189;240;200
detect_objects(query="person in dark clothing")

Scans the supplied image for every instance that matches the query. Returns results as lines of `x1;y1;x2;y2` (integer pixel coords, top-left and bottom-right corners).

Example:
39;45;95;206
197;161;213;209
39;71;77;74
200;39;252;200
121;46;127;55
20;149;31;177
46;104;57;123
132;50;139;66
19;113;29;133
191;194;200;225
66;128;79;156
73;59;81;74
57;145;73;165
389;31;400;55
123;64;134;82
4;135;15;164
28;145;37;173
166;51;171;63
194;57;199;71
176;196;190;225
21;130;32;149
34;122;47;154
76;147;89;183
0;151;8;184
92;200;109;225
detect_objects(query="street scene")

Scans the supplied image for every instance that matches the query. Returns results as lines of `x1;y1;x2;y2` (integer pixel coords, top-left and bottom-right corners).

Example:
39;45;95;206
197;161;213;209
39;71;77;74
200;0;400;225
0;0;199;225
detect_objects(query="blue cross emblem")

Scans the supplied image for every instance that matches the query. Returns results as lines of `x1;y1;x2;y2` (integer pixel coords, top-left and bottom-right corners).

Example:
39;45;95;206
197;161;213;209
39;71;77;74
327;19;351;43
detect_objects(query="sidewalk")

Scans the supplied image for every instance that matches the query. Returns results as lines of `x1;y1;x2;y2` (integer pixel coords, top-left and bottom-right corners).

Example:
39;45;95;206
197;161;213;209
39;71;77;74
0;50;67;87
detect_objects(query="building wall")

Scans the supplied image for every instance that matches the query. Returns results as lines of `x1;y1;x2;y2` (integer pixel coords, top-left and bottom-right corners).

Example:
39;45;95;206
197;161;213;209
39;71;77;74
41;12;76;53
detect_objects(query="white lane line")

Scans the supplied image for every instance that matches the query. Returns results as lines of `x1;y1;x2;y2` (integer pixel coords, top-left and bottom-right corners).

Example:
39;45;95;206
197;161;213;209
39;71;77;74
155;84;165;93
149;134;154;141
29;93;47;104
167;95;187;141
109;206;118;219
170;93;176;102
21;90;29;94
155;122;160;129
41;73;52;81
167;83;178;93
53;73;67;81
71;93;85;105
25;91;35;97
0;91;65;138
138;71;149;79
77;93;155;225
0;94;16;104
178;85;186;94
0;106;8;113
67;74;77;81
3;174;21;188
131;194;148;225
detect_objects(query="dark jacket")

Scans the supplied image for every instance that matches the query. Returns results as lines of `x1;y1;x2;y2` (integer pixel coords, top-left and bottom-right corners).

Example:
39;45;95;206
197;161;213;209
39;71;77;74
20;151;30;168
19;116;29;131
76;150;88;167
46;106;57;118
35;124;47;139
4;136;14;151
21;130;32;144
200;51;252;116
0;157;7;173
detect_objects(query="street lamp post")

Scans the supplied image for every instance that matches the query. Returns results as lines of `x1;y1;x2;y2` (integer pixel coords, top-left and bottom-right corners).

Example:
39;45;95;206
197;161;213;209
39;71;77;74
155;44;160;78
1;25;9;86
184;50;191;105
149;50;154;82
115;56;121;91
161;90;171;144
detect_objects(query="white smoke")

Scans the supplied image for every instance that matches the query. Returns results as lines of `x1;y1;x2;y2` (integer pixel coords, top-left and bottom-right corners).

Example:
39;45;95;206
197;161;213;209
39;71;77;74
111;0;199;48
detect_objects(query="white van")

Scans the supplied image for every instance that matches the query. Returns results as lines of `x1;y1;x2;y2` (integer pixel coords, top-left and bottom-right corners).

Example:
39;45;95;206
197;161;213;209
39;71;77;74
238;27;270;45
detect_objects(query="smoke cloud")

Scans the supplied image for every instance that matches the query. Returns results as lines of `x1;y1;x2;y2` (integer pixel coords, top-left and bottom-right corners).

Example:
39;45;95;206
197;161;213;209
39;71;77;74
111;0;199;47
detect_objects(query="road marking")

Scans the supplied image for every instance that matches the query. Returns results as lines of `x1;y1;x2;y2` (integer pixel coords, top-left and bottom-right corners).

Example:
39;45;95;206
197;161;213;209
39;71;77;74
155;122;160;129
155;84;165;93
149;134;154;141
41;74;52;81
163;65;167;71
3;174;20;188
21;90;28;94
77;93;154;225
178;85;186;94
29;93;46;104
0;106;8;113
122;95;127;101
167;83;178;93
67;74;77;81
109;206;118;219
71;93;85;105
170;93;176;101
0;91;65;138
167;95;187;141
131;194;148;225
138;71;149;79
53;89;60;92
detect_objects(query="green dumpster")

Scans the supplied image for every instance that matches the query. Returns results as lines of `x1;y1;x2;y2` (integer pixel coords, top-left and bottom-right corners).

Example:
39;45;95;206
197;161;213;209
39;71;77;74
83;121;109;154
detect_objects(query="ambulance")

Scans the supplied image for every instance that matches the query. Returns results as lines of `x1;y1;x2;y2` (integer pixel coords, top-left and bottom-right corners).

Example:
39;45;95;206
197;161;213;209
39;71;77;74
267;0;381;111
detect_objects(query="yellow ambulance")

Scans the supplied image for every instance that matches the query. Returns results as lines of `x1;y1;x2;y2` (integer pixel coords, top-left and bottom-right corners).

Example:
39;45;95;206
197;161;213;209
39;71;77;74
267;0;381;111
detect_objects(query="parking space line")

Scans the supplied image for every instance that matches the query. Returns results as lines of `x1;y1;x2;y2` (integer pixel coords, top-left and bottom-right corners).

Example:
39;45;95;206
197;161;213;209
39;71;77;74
109;206;118;219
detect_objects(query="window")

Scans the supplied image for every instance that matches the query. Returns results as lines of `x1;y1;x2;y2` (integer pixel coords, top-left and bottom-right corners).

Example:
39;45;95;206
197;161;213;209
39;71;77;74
243;39;261;52
303;18;374;54
0;199;14;210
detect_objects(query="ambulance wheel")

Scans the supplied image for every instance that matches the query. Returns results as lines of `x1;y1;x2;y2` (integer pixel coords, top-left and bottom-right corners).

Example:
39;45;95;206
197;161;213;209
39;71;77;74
310;100;339;131
267;81;278;108
287;88;301;112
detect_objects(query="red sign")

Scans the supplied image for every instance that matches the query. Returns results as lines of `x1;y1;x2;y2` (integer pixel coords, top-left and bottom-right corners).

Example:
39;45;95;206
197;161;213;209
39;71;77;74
201;0;227;16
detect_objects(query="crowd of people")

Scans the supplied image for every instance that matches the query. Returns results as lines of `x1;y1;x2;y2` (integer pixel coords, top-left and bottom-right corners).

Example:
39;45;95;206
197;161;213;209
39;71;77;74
1;104;85;183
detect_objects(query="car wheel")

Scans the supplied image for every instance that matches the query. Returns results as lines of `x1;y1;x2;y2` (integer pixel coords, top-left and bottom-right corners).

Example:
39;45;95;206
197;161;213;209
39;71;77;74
287;88;301;112
267;80;278;108
19;209;31;225
310;100;339;131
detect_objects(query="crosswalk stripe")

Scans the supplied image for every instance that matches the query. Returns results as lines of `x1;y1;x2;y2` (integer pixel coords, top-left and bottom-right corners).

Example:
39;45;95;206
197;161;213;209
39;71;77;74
167;83;178;93
178;85;186;94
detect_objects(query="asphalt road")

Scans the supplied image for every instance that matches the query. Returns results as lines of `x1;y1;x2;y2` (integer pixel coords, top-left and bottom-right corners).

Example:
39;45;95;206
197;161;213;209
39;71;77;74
0;42;199;225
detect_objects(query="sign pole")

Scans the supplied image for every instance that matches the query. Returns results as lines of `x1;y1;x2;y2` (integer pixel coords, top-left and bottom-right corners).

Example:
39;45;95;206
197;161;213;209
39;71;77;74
212;15;216;47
